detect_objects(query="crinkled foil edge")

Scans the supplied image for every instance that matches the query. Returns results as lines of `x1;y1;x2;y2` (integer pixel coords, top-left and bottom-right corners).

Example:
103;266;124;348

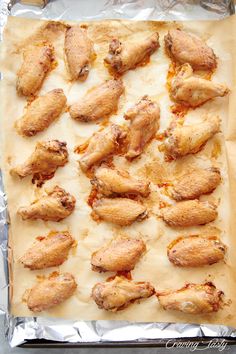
1;0;236;347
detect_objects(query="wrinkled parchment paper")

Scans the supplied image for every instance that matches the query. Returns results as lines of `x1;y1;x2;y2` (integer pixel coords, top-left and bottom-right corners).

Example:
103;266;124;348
1;15;236;327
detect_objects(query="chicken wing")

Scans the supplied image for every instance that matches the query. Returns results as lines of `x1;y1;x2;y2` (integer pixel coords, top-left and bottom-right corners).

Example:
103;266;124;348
65;25;94;81
92;197;147;226
170;64;229;107
125;96;160;160
164;29;217;71
20;231;74;270
163;115;220;160
104;32;159;75
79;124;126;172
162;200;217;227
10;140;68;183
91;235;146;272
156;282;223;314
167;235;226;267
69;80;124;122
27;272;77;312
91;166;150;197
17;42;54;96
15;89;67;137
92;276;155;311
18;186;76;222
172;167;221;201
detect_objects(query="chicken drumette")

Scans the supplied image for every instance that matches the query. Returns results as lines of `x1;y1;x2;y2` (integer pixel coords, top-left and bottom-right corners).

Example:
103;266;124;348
18;186;76;222
170;64;229;107
91;235;146;272
10;140;68;183
92;276;155;311
125;96;160;160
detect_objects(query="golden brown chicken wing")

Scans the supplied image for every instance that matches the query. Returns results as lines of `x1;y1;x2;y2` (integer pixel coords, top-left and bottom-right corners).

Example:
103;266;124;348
162;200;217;227
15;89;67;137
91;166;150;197
20;231;74;270
17;42;54;96
65;25;94;81
172;167;221;201
69;79;124;122
125;96;160;160
104;32;159;75
91;235;146;272
170;64;229;107
79;124;126;172
156;282;223;314
10;140;68;184
92;276;155;311
92;197;147;226
167;235;226;267
164;29;217;71
27;272;77;312
163;115;220;160
18;186;76;222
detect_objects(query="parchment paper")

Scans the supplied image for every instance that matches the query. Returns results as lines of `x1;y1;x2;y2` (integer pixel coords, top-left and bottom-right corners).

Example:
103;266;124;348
1;15;236;326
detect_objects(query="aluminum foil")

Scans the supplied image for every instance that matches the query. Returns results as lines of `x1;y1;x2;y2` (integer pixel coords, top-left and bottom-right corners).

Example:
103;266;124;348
1;0;236;348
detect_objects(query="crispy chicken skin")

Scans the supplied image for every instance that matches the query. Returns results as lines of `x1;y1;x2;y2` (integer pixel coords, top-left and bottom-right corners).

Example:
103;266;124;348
167;235;226;267
91;235;146;272
125;96;160;160
170;64;229;107
92;276;155;311
17;43;54;96
65;25;94;81
69;80;124;122
92;197;148;226
16;89;67;137
10;140;68;181
156;282;223;314
164;115;220;160
20;231;74;270
172;167;221;201
27;272;77;312
164;29;217;71
18;186;76;222
79;125;126;172
91;166;150;197
104;32;159;74
162;200;217;227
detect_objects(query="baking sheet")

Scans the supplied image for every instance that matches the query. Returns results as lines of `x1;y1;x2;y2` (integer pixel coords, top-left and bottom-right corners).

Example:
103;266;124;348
1;0;236;348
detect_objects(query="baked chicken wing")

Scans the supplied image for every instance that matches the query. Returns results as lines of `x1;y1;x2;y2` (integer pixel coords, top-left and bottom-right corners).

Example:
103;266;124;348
91;235;146;272
27;272;77;312
79;124;126;172
164;29;217;71
18;186;76;222
156;282;223;314
125;96;160;160
104;32;159;75
69;79;124;122
170;64;229;107
92;276;155;311
17;42;54;96
92;197;147;226
172;167;221;201
10;140;68;183
65;25;94;81
162;200;217;227
167;235;226;267
15;89;67;137
91;166;150;197
163;115;220;160
20;231;74;270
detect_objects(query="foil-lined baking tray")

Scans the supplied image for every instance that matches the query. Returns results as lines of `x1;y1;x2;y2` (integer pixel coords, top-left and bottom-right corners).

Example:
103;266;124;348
1;0;236;348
